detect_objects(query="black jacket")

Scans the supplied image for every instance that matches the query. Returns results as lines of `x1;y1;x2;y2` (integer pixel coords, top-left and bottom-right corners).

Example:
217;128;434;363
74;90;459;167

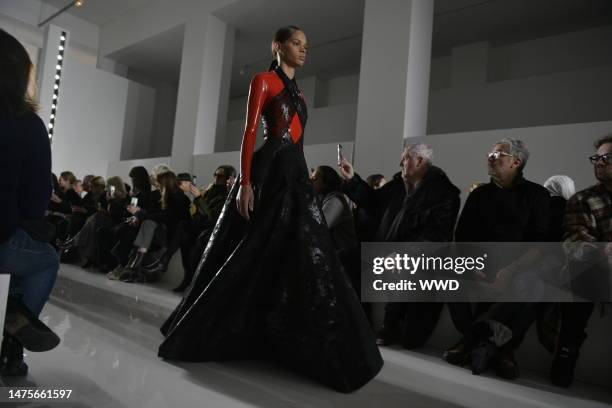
343;166;461;242
0;112;52;243
455;176;551;242
138;191;191;240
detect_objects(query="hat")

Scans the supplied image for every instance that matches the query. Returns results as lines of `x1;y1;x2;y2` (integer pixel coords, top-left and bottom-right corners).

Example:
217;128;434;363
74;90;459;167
177;173;193;183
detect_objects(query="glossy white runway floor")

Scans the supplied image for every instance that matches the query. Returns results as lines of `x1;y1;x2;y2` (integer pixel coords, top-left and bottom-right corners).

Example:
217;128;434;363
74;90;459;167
3;265;611;408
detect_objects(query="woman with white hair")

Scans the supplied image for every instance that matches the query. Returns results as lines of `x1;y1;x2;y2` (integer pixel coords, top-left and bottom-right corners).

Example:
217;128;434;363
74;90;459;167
544;175;575;201
544;175;575;241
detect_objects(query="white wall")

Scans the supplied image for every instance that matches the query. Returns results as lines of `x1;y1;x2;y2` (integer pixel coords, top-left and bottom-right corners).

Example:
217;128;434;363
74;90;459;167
51;56;129;178
150;82;178;158
120;82;156;160
427;65;612;134
124;70;178;159
488;25;612;82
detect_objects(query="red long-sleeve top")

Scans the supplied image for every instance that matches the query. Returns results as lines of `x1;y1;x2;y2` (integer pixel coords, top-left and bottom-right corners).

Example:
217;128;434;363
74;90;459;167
239;71;304;185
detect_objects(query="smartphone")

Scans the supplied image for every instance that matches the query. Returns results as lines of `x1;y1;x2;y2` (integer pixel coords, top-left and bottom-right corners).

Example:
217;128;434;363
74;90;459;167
110;185;116;196
337;143;344;164
192;175;198;187
130;197;138;207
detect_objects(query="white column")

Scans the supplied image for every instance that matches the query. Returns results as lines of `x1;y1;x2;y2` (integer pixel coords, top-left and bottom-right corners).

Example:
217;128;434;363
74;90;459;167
171;14;234;173
354;0;434;178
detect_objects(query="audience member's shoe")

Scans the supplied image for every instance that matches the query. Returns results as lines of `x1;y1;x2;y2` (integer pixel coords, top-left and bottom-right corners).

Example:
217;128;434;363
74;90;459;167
551;345;580;387
107;265;124;280
4;297;60;352
4;303;59;354
0;336;28;377
443;339;469;366
97;264;113;273
173;283;188;292
80;258;94;269
497;349;519;379
118;268;136;282
134;270;161;283
470;341;497;375
141;260;167;277
59;245;80;263
57;236;75;249
376;326;397;346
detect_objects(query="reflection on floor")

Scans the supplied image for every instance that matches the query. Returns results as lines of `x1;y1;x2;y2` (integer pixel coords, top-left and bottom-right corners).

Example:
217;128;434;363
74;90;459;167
2;264;610;408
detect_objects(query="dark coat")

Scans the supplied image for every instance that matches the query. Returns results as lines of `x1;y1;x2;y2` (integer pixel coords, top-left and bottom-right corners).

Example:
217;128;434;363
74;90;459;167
343;165;461;242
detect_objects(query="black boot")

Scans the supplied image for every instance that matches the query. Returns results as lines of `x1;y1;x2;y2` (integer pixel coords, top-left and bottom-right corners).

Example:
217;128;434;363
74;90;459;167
551;337;585;388
141;249;169;276
0;336;28;377
4;296;60;352
470;340;498;375
119;250;146;282
443;338;470;366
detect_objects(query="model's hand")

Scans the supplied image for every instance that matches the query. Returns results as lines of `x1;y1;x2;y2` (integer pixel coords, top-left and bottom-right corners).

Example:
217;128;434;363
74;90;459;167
338;158;354;180
236;184;254;220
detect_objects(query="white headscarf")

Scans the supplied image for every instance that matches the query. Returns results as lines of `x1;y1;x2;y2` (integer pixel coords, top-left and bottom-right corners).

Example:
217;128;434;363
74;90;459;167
544;175;575;200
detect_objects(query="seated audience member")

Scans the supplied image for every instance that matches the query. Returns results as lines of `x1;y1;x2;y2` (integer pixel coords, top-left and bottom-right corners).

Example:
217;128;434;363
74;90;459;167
532;176;576;355
0;29;60;376
81;174;94;195
554;135;612;387
63;175;107;243
117;170;190;283
447;138;550;380
311;165;358;254
106;167;162;279
339;143;461;348
47;170;83;243
354;173;388;242
366;173;386;190
62;177;129;269
544;175;576;242
153;166;236;292
74;179;84;197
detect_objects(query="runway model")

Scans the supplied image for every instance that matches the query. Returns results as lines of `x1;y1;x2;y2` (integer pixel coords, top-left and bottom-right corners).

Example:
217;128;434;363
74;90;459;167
159;26;383;392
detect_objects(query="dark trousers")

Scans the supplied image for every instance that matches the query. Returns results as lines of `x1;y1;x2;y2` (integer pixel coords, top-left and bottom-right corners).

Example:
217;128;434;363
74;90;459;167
0;229;59;316
559;302;594;347
384;302;444;348
449;302;539;349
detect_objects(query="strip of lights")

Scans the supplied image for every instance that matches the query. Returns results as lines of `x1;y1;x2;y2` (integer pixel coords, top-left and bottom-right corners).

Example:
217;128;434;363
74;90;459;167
47;30;67;142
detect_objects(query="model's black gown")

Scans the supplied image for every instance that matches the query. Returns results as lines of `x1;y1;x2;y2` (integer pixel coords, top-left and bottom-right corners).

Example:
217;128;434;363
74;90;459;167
159;68;383;392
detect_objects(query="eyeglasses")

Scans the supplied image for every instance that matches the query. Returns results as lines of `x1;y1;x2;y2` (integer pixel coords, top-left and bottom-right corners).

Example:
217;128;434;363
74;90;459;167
487;151;514;160
590;154;612;165
589;153;612;165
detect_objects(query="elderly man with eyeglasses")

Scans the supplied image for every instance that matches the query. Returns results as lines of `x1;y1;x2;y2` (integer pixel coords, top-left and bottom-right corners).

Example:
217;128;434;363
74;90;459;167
552;134;612;387
445;138;551;380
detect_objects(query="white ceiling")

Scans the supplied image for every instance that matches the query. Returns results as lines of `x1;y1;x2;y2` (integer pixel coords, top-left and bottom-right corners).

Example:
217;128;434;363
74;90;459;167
41;0;612;97
40;0;155;26
107;24;185;86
